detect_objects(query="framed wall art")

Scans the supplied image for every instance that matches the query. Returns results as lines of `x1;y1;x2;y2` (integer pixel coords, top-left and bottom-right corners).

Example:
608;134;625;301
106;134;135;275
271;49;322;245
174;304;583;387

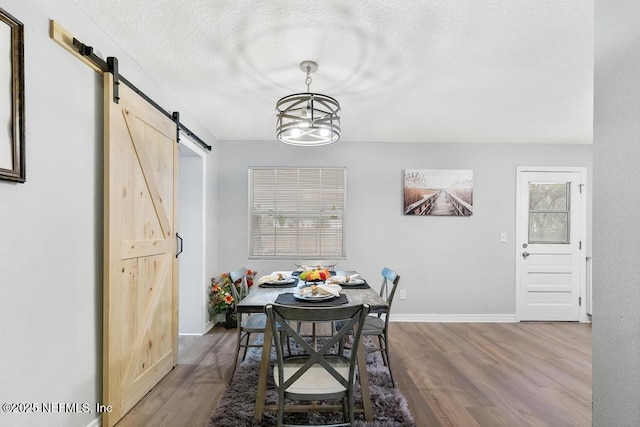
0;8;25;183
403;169;473;216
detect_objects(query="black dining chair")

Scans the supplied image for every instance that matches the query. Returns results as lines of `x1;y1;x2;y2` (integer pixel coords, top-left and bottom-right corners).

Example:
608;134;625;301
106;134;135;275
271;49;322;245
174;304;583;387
337;267;401;387
265;302;370;427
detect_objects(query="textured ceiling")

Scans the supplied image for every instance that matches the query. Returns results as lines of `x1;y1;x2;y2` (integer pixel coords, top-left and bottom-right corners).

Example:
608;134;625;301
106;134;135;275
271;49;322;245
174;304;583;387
73;0;593;144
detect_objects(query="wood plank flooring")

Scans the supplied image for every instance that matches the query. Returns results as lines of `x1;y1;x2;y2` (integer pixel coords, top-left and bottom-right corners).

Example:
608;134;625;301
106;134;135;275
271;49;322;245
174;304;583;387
116;322;591;426
391;322;592;427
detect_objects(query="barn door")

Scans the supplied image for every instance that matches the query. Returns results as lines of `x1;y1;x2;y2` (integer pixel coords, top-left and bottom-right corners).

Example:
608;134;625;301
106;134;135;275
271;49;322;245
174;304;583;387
103;73;179;427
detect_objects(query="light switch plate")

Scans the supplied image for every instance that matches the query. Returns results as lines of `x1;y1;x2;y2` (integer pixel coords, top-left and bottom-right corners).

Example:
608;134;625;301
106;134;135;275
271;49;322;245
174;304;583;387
500;232;507;243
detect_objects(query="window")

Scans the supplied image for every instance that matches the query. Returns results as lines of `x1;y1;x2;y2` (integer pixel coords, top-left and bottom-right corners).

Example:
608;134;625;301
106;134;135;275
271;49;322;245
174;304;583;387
249;167;346;259
528;182;571;244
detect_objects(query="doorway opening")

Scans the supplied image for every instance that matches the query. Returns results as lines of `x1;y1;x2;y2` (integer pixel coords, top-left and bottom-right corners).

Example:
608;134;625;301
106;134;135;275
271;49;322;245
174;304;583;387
178;132;208;334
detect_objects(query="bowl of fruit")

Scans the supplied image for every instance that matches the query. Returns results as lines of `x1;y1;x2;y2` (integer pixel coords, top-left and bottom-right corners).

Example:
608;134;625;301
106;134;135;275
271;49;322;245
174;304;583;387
298;267;331;283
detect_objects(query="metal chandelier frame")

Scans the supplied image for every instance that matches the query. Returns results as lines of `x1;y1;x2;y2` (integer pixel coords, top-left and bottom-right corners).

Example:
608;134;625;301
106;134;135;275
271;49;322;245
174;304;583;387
276;61;341;146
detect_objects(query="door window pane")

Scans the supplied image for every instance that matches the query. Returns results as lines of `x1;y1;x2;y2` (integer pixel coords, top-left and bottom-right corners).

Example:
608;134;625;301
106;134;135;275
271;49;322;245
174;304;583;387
528;182;570;244
529;212;569;243
529;183;569;210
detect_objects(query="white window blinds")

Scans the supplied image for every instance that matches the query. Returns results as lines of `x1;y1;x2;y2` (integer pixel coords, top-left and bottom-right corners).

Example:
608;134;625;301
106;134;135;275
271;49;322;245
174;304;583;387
249;167;346;259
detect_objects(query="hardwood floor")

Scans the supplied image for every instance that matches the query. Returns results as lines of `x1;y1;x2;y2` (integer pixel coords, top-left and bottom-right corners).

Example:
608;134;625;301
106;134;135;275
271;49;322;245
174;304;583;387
115;326;237;427
116;322;591;426
391;322;592;427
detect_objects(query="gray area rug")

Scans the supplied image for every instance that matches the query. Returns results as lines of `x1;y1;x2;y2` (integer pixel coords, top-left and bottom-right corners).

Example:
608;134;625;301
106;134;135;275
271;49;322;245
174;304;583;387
208;336;415;426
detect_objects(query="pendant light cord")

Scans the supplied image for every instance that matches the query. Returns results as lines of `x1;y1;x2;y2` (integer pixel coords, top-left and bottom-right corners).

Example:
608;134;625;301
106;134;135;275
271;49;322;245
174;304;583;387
305;65;312;92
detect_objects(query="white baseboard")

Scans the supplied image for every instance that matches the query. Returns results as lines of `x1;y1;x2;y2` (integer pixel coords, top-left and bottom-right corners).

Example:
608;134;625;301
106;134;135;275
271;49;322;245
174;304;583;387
205;320;215;332
391;313;517;323
178;320;216;337
86;417;101;427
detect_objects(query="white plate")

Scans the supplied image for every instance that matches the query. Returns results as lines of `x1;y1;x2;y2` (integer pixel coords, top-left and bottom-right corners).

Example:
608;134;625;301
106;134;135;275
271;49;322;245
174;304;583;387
342;278;365;285
293;293;337;302
268;278;296;285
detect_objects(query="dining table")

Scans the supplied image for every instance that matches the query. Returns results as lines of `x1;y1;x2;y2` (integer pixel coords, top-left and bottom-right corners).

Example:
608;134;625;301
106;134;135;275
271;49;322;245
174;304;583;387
237;270;388;422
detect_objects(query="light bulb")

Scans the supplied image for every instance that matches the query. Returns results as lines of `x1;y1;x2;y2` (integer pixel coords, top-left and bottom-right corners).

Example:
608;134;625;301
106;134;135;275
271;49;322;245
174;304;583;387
300;119;311;129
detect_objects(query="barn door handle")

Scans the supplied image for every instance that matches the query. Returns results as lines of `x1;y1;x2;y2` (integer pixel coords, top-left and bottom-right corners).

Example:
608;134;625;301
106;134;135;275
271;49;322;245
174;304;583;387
176;233;183;258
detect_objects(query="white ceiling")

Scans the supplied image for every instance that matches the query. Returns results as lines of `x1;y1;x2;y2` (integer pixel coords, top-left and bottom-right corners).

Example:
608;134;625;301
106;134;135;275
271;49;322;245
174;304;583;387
73;0;593;144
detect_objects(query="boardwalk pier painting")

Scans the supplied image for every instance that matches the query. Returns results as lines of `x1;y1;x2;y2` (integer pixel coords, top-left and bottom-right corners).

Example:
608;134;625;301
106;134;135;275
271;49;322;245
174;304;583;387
403;169;473;216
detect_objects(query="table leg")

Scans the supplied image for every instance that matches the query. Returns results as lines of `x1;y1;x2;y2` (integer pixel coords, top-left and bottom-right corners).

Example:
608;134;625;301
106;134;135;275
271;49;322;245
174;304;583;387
356;340;373;421
254;324;273;422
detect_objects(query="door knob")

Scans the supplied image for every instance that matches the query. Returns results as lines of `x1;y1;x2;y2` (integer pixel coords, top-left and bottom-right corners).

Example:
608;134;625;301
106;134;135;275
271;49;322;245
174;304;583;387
522;252;530;259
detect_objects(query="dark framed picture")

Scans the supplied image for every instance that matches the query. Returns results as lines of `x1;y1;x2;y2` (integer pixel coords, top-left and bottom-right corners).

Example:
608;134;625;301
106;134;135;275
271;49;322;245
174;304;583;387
0;8;25;183
403;169;473;216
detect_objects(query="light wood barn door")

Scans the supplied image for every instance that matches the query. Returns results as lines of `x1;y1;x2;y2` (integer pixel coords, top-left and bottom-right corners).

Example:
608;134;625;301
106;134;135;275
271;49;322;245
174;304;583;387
103;73;179;427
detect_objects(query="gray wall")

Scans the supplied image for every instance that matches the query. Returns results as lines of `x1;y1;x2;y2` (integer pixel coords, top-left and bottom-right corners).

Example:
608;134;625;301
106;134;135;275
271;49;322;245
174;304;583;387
0;1;219;426
593;0;640;424
218;140;592;319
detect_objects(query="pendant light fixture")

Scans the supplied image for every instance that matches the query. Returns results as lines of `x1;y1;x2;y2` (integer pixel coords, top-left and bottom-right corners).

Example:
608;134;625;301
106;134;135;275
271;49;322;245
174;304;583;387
276;60;341;146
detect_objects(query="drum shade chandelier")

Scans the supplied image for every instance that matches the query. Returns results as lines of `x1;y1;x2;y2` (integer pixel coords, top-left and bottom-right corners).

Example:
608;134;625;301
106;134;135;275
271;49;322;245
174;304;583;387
276;61;341;146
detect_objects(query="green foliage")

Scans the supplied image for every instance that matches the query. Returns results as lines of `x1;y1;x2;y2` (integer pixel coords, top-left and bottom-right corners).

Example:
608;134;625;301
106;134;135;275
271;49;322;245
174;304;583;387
208;269;257;321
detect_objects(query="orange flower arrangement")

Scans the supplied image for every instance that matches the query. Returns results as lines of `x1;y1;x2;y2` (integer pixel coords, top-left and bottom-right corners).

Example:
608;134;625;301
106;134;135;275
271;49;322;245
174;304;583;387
208;270;257;322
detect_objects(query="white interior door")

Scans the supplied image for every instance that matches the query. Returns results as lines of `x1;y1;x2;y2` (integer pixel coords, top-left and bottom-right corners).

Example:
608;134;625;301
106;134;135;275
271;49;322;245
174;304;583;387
516;167;587;321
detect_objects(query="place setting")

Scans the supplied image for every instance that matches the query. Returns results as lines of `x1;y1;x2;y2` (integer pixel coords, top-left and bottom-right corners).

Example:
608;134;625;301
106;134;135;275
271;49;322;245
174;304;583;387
276;282;348;306
326;272;370;289
257;271;298;288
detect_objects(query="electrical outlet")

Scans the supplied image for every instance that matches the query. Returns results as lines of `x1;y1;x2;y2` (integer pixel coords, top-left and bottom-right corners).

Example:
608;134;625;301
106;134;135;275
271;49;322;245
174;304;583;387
399;290;406;300
500;232;507;243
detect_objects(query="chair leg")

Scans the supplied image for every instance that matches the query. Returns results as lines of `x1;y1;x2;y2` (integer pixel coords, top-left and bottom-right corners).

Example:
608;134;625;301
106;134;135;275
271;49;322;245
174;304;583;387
240;331;252;362
378;336;387;366
348;390;356;424
342;396;349;424
229;327;243;383
277;390;285;427
381;335;396;388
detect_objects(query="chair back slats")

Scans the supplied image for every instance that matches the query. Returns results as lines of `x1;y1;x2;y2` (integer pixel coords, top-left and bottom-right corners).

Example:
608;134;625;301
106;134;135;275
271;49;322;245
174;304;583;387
229;267;248;283
380;267;401;306
272;307;365;390
265;302;370;424
228;267;249;313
